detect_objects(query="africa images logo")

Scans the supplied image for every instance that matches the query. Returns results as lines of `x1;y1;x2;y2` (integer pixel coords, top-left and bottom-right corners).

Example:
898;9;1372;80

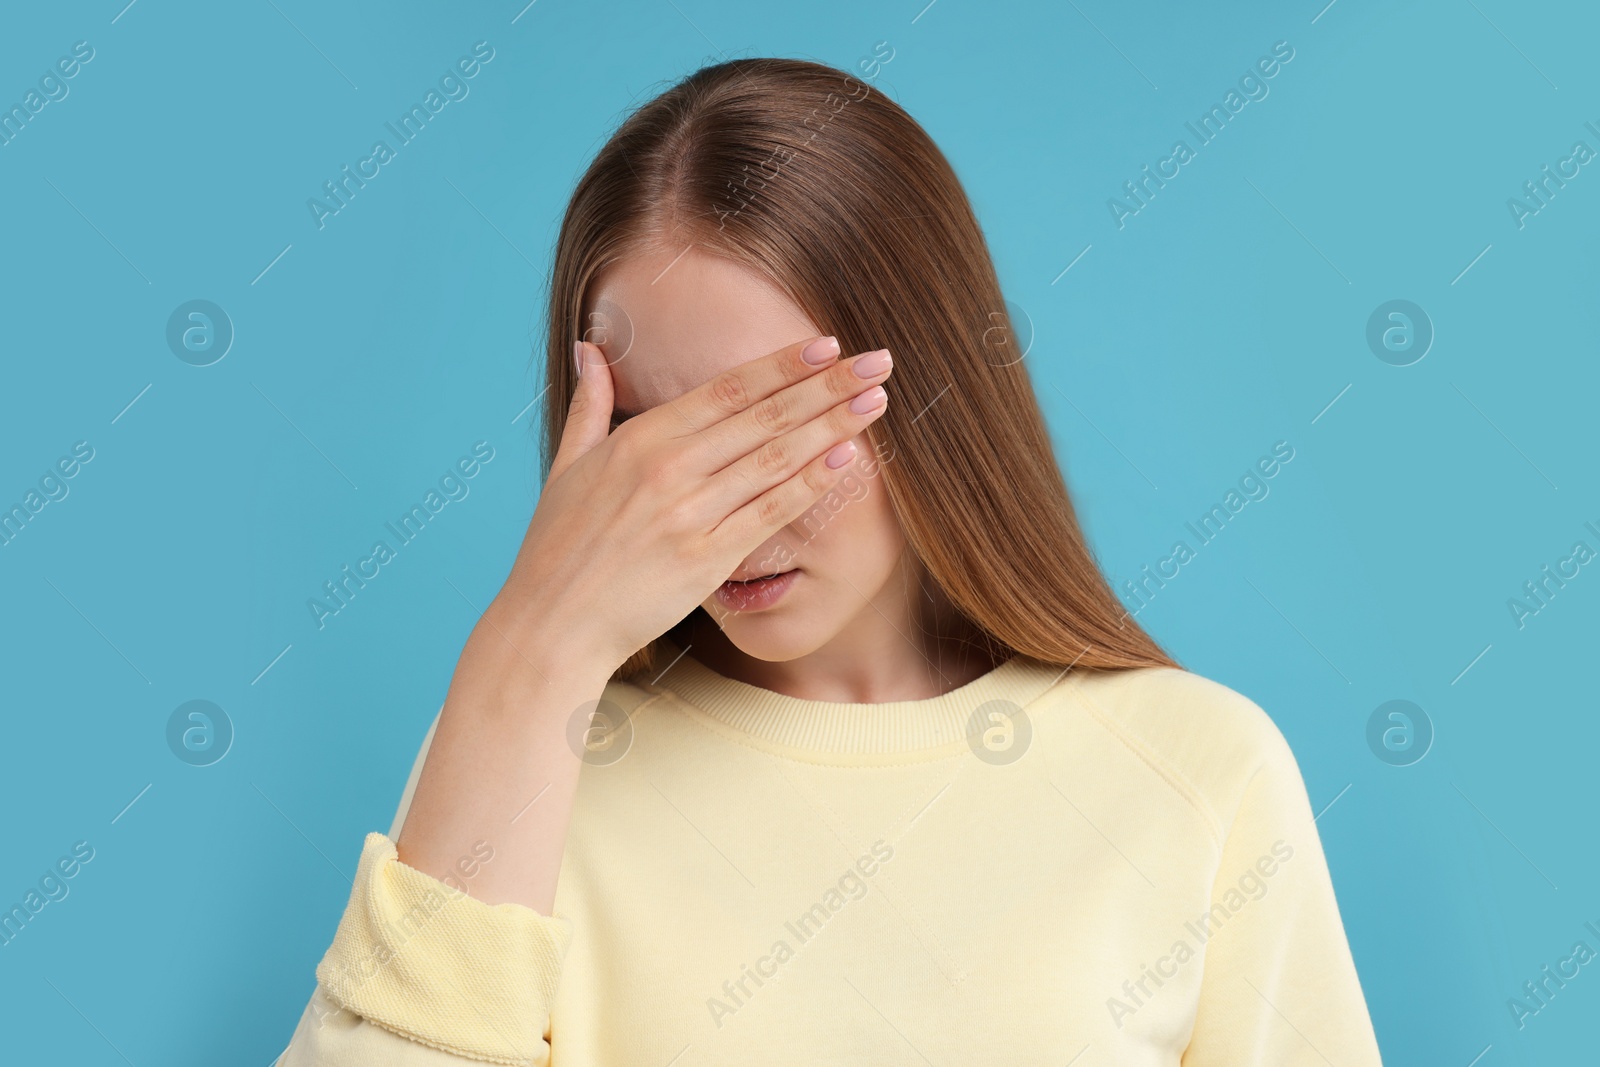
307;41;496;230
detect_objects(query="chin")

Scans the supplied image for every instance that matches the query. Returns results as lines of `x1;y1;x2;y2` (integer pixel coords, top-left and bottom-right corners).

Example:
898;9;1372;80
700;600;836;664
717;625;820;664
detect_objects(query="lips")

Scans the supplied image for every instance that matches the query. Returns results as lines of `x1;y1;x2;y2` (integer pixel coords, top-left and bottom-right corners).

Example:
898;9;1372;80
714;568;800;612
725;568;796;583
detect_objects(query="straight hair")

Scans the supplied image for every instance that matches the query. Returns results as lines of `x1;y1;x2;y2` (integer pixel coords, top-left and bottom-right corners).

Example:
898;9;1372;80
538;57;1179;680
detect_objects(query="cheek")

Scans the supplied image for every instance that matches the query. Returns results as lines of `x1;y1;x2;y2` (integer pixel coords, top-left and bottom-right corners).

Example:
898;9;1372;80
789;444;901;577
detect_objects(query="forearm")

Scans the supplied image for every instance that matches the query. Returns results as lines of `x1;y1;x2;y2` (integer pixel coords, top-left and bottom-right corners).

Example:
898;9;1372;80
394;595;615;914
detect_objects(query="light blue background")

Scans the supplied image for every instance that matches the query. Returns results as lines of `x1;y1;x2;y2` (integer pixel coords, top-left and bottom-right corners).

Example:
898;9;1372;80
1;1;1595;1063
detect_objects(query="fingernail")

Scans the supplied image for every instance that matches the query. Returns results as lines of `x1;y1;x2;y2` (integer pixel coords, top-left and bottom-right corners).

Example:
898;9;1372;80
853;348;892;377
824;440;857;468
573;340;585;379
802;335;840;364
849;385;887;414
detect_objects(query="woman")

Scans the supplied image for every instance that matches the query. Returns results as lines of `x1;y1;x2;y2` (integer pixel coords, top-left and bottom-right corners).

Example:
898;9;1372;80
277;57;1381;1066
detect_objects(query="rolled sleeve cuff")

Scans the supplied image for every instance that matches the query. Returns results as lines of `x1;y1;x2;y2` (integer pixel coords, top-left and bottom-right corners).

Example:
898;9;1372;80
315;832;573;1065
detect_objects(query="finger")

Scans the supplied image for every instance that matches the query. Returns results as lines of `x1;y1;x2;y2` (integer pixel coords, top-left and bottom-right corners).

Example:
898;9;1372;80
710;400;887;553
701;362;889;516
653;334;842;441
690;347;892;484
549;340;614;483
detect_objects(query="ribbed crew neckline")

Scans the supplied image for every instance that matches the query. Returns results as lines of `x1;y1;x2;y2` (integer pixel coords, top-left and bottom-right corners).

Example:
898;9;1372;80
646;634;1065;758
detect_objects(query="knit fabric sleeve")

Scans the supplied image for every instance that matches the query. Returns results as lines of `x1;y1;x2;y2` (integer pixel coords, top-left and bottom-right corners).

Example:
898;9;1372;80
274;710;573;1066
1180;718;1383;1066
273;833;573;1066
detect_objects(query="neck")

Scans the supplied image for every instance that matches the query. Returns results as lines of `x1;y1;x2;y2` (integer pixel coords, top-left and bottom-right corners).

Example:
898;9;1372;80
678;554;1002;703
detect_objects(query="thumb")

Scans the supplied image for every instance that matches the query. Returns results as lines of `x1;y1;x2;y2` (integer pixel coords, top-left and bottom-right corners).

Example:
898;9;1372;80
551;339;614;479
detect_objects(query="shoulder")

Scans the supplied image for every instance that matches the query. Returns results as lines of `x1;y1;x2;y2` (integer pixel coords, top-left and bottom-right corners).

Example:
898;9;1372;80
1048;664;1306;840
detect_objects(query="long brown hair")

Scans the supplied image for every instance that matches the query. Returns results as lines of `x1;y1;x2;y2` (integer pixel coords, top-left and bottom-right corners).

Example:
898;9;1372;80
539;57;1180;680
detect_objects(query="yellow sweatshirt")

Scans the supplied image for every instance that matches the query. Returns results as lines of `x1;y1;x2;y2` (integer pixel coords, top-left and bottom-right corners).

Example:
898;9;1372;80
275;636;1382;1066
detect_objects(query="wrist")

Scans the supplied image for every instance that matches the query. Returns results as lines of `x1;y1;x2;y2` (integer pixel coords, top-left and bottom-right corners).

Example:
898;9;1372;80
473;593;621;683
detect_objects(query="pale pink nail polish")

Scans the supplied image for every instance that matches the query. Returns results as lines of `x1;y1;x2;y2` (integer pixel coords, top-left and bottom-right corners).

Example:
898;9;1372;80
849;386;887;414
802;336;840;364
852;348;892;377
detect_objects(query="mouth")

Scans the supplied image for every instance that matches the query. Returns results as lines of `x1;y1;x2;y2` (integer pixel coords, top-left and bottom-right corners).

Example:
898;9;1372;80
714;568;800;613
